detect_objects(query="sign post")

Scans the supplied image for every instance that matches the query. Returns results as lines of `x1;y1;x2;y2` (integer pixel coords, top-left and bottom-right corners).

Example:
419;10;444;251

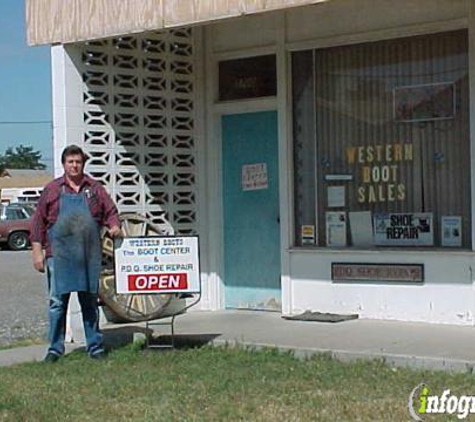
114;235;201;349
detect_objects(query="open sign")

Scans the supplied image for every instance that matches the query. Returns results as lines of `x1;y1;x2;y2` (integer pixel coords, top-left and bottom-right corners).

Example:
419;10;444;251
128;273;188;291
115;236;200;294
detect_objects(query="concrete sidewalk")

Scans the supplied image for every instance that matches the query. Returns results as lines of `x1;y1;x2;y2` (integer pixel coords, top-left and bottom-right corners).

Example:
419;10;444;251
2;310;475;373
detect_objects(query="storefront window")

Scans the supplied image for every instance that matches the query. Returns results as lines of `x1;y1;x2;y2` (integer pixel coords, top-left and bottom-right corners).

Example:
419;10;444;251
292;30;470;248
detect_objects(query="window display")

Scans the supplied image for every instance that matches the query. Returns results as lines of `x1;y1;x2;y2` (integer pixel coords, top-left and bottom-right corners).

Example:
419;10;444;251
292;30;470;248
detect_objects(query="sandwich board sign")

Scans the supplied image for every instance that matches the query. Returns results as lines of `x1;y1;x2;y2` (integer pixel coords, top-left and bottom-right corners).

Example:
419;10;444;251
114;236;200;294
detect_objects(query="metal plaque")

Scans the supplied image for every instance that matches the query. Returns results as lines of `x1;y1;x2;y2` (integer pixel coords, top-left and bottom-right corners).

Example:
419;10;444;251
332;263;424;283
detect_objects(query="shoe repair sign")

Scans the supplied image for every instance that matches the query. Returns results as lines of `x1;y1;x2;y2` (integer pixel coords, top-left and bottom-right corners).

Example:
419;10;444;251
374;212;433;246
114;236;200;294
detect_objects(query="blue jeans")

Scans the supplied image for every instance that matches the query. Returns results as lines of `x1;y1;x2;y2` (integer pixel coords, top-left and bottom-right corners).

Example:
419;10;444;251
46;258;104;356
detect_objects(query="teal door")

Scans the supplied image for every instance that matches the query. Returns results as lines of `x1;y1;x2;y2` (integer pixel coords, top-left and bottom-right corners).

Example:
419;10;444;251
222;111;281;310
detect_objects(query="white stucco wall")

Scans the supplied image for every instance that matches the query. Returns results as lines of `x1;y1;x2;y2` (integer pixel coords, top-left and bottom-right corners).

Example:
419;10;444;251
289;251;475;325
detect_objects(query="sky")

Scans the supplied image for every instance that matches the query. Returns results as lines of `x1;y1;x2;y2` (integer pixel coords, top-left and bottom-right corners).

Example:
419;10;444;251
0;1;52;170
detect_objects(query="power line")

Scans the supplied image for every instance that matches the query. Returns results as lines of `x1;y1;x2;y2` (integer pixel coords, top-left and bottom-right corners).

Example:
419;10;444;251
0;120;52;125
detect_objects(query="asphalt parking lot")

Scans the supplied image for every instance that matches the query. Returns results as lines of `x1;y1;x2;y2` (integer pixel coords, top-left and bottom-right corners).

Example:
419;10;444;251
0;249;48;346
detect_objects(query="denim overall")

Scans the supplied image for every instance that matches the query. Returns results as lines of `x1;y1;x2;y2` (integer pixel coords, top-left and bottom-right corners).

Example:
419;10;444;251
46;187;104;357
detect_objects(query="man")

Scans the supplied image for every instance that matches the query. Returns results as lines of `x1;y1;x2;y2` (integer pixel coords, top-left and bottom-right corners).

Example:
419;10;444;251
31;145;121;362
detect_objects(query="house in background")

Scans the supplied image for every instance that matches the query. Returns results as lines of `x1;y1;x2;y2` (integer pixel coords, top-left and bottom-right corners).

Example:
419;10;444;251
25;0;475;325
0;169;52;204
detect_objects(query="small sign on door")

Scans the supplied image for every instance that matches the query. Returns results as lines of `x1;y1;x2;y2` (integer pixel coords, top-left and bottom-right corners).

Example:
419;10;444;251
242;163;268;191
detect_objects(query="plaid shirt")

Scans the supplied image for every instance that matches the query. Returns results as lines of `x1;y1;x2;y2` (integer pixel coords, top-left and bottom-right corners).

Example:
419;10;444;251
30;174;120;257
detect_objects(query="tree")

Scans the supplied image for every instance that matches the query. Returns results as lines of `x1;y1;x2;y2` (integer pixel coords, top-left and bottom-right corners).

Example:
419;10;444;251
0;145;46;170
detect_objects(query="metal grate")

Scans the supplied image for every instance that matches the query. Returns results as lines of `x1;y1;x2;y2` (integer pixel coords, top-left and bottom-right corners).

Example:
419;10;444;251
78;28;197;235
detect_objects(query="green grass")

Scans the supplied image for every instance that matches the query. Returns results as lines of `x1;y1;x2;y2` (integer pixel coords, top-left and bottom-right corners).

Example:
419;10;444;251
0;344;473;421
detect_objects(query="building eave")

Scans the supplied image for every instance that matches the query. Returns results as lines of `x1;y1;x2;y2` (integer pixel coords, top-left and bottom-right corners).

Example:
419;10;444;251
26;0;327;46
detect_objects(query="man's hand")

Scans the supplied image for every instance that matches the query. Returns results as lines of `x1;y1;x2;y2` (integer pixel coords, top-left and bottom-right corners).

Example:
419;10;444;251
31;243;45;273
108;225;122;238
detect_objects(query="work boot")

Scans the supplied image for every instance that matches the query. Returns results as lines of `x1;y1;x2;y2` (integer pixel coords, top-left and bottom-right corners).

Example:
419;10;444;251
90;351;107;360
43;352;60;363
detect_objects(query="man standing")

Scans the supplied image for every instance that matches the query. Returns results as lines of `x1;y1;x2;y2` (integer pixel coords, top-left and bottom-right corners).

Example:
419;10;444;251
31;145;121;362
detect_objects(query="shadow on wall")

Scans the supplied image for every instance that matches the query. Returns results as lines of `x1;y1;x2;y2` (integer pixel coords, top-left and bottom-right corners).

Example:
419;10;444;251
67;29;197;235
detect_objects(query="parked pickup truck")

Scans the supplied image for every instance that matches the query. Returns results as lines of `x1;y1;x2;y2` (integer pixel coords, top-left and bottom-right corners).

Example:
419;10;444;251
0;204;35;250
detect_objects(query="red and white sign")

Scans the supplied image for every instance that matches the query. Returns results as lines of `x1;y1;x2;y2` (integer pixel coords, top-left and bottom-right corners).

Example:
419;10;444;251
114;236;200;294
128;273;188;292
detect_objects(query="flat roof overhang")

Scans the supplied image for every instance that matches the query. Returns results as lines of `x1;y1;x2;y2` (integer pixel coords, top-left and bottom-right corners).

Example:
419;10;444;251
26;0;327;46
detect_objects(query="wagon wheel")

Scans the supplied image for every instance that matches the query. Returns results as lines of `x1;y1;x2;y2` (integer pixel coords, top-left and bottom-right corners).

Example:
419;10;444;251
99;213;175;322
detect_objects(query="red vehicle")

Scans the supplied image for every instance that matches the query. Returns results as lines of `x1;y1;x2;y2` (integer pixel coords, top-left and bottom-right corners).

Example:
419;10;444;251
0;204;34;251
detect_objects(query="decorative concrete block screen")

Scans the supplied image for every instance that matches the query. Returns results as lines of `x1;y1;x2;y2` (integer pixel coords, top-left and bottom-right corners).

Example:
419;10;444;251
77;28;197;234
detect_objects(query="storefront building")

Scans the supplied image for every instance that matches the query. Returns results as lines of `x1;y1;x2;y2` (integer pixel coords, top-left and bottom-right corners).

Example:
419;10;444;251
27;0;475;324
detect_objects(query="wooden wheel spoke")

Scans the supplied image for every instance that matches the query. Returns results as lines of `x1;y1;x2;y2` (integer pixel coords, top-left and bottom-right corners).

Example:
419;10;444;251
140;222;148;236
121;219;130;236
99;212;184;322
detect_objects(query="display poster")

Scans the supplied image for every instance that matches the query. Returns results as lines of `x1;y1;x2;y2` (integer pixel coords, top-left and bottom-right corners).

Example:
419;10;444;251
326;212;347;247
349;211;373;247
242;163;268;191
393;82;455;123
114;236;201;294
441;216;462;247
327;186;345;208
374;213;433;246
301;225;315;245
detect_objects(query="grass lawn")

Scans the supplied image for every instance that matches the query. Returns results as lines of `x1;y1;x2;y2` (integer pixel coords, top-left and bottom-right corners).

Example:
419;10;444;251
1;344;474;421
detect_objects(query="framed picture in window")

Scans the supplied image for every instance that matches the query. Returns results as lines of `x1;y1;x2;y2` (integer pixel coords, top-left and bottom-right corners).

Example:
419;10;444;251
393;82;455;123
